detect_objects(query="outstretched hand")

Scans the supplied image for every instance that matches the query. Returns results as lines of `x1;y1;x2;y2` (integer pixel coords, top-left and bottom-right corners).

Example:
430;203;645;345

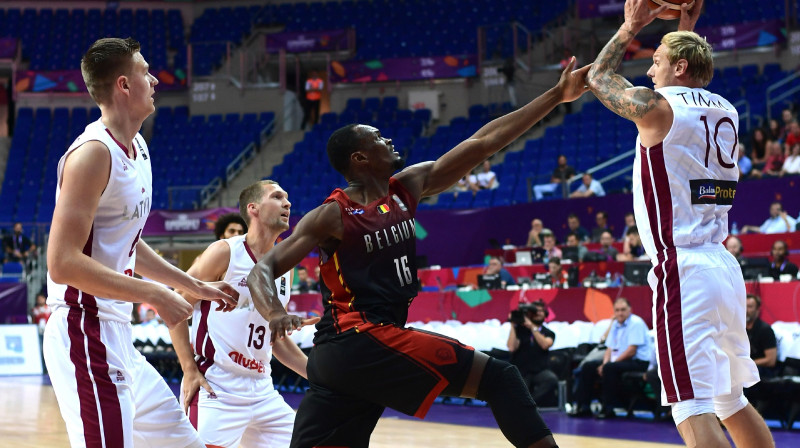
624;0;667;35
556;57;592;104
268;310;321;344
191;281;239;312
678;0;702;32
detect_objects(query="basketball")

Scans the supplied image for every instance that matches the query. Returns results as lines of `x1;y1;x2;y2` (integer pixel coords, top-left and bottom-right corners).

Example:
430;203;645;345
648;0;695;20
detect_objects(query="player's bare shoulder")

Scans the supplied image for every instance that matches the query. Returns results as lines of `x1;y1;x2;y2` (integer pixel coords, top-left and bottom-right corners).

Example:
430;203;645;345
394;161;434;199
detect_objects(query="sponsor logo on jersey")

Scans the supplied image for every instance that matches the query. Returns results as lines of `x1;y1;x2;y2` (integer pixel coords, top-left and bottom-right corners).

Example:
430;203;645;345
135;138;148;160
391;194;408;211
345;206;364;215
228;350;265;373
115;370;125;382
238;277;247;287
689;179;737;205
377;204;390;214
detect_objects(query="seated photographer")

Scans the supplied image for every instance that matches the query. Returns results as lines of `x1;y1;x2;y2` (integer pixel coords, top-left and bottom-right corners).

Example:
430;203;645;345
570;298;650;419
483;256;515;289
507;301;559;405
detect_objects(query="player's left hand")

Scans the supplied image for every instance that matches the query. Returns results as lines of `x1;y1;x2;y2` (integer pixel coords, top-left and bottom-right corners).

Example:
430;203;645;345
678;0;702;32
192;281;239;311
624;0;666;35
267;311;320;344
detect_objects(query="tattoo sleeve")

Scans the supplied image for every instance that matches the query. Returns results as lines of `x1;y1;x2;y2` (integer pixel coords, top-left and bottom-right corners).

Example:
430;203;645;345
588;30;664;121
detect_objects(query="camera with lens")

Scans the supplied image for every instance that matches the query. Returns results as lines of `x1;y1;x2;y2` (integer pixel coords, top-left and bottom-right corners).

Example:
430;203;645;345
508;301;546;326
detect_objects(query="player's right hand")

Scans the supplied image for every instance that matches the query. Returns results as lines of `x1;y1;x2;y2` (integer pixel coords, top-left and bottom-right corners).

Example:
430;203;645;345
181;369;215;415
151;289;193;329
267;310;319;344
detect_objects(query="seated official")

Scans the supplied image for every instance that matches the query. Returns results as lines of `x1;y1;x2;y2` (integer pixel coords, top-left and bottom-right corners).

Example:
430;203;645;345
570;298;650;419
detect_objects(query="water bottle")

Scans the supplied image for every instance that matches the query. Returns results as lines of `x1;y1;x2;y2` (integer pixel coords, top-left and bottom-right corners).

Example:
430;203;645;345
730;222;739;235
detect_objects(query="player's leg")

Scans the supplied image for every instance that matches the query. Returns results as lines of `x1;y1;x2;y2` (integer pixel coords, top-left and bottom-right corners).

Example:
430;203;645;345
43;310;135;448
469;352;557;448
240;390;295;448
675;412;730;448
720;403;774;448
290;383;384;448
127;345;205;448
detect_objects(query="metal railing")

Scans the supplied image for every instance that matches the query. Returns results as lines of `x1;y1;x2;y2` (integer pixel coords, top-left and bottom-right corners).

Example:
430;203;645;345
766;69;800;122
732;99;752;134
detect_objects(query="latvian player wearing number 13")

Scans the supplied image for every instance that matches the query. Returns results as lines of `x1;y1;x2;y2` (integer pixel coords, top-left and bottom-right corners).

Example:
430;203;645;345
585;0;773;447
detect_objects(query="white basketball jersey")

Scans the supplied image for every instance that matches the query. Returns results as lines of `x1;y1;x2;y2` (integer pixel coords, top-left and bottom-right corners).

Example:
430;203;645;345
47;119;152;322
190;234;291;379
632;86;738;260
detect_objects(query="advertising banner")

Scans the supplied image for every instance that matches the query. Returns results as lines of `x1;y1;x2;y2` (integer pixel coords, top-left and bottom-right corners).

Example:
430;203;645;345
0;324;42;376
330;55;477;83
142;207;239;236
16;68;187;93
266;29;350;53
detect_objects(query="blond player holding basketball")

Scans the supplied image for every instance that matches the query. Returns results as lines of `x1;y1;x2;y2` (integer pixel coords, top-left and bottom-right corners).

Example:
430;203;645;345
44;38;238;448
170;180;317;447
585;1;773;447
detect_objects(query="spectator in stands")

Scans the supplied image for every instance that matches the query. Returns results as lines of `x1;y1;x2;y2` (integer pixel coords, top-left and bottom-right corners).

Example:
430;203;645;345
533;155;576;200
785;120;800;154
598;230;619;261
566;214;590;242
141;308;161;327
507;300;559;404
303;71;324;129
312;265;322;291
31;292;51;333
3;222;35;263
749;127;768;169
620;212;636;242
292;266;317;294
541;229;562;261
544;257;567;288
779;108;796;142
745;294;778;379
781;142;800;176
214;213;247;240
760;140;785;177
451;175;474;198
766;118;781;141
469;159;499;191
590;211;610;243
768;240;799;280
742;201;796;234
527;218;548;247
616;226;646;261
725;235;744;263
564;233;587;262
737;143;753;180
485;256;515;288
569;172;605;199
571;298;650;419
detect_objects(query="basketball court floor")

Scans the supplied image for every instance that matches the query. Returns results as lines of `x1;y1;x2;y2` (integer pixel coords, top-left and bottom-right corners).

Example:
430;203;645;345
2;375;798;447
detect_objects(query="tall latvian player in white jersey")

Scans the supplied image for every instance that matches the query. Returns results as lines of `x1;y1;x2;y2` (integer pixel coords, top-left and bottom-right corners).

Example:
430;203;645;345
586;1;773;447
43;38;238;448
170;180;317;448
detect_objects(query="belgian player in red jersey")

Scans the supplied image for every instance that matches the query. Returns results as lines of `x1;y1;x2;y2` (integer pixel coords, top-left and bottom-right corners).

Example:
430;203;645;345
248;59;590;448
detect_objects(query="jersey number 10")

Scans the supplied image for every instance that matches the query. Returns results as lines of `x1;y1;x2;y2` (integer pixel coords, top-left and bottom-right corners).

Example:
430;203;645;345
700;115;737;169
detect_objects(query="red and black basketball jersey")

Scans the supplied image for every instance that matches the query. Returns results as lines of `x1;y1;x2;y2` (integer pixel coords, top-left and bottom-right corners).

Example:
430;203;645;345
314;177;419;344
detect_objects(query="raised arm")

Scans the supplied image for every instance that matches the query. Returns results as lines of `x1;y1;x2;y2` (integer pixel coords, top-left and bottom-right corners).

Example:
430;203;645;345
47;142;192;328
586;0;672;124
247;202;337;343
397;58;591;197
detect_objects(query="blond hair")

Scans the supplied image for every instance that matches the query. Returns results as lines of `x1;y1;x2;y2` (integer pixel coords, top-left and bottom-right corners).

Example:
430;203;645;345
661;31;713;87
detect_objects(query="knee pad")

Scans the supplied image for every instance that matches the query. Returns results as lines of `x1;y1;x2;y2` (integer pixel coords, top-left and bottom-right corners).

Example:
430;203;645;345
475;358;528;403
713;385;748;421
671;398;715;425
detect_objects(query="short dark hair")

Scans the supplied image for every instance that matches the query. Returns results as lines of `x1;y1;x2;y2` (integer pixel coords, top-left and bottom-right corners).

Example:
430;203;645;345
297;266;308;273
746;293;761;308
327;124;364;175
615;297;631;307
597;211;608;220
566;232;579;241
238;180;278;225
567;213;578;220
214;213;247;240
81;37;141;105
772;239;788;251
626;225;639;236
548;257;561;266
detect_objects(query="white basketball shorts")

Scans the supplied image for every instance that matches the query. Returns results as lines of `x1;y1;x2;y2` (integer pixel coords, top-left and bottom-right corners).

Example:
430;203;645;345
648;243;759;405
43;307;202;448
